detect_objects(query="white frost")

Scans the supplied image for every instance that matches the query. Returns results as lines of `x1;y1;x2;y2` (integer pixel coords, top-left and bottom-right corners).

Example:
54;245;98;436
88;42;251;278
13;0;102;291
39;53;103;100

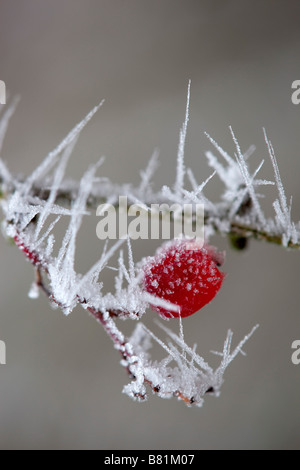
0;84;294;406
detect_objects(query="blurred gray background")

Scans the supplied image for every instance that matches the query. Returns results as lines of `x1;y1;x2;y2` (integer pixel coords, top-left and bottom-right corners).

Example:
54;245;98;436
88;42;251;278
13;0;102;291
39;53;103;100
0;0;300;450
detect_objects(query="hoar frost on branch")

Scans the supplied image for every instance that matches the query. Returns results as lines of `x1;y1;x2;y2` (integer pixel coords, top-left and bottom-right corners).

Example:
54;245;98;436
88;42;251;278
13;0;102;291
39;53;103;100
0;83;298;406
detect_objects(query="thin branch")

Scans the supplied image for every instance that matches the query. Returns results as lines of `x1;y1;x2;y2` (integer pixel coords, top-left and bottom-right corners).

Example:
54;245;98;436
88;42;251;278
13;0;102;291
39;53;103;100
2;177;299;249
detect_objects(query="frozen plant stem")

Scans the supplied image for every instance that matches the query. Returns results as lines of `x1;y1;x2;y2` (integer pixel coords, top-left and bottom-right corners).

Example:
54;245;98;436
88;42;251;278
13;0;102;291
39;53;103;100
2;176;299;249
0;85;298;406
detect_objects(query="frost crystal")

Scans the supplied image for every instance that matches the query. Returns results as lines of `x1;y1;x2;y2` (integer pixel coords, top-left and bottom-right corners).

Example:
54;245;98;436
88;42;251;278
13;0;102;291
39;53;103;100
124;322;259;406
1;84;297;406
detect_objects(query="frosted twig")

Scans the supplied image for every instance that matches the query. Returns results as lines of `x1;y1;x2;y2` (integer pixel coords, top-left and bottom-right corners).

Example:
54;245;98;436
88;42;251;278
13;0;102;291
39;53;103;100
0;84;297;407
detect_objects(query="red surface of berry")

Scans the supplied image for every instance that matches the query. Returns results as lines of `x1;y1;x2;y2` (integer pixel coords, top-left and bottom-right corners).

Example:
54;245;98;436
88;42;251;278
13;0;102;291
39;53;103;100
143;239;225;319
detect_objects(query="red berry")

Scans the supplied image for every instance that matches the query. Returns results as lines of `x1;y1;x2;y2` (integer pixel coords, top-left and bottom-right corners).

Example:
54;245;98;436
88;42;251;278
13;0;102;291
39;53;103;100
143;239;225;319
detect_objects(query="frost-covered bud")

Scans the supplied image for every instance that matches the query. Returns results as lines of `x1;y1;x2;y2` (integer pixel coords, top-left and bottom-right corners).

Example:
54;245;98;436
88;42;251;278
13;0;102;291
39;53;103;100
143;239;226;319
